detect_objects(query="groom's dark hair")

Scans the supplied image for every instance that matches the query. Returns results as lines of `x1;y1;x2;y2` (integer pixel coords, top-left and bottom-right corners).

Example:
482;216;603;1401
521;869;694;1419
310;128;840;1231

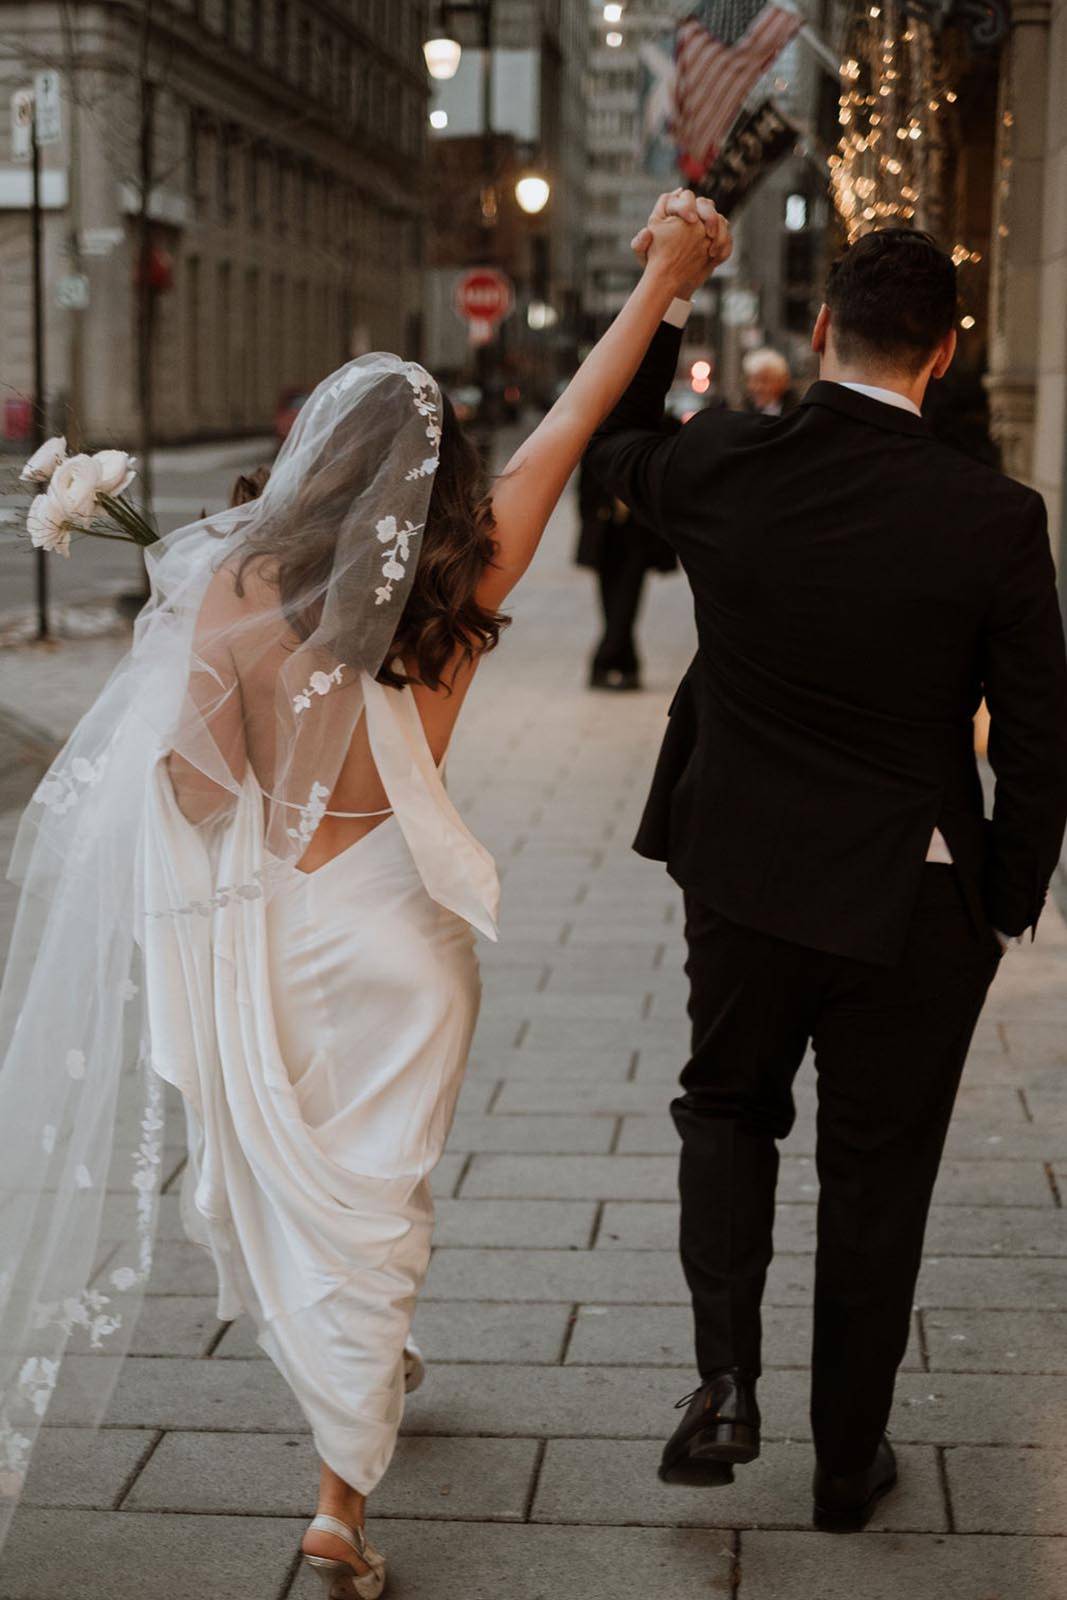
825;228;957;374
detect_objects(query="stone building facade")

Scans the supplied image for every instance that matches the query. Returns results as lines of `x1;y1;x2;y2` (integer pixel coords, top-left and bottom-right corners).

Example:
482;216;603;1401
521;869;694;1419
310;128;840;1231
582;2;677;331
0;1;430;444
986;0;1067;587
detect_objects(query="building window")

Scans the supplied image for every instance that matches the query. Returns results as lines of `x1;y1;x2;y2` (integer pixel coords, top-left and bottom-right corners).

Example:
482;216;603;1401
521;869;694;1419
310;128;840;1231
217;262;232;418
298;16;312;89
340;43;353;123
319;30;335;106
186;256;201;416
218;129;234;220
274;0;289;74
273;154;285;229
247;144;263;227
244;268;260;421
271;271;286;392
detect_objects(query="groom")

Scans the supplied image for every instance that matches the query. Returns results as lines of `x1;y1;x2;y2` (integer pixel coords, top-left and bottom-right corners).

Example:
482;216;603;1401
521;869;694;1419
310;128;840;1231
586;204;1067;1530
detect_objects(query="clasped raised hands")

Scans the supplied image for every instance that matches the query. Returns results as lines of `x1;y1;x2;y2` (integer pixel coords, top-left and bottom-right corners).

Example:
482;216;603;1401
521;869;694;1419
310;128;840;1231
632;188;733;300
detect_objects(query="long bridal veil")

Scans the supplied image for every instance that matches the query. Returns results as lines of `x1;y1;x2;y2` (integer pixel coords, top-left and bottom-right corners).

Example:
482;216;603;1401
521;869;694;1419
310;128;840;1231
0;354;444;1543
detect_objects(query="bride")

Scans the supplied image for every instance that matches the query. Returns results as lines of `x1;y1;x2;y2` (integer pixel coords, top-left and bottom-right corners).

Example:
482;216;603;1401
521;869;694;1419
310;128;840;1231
0;196;728;1595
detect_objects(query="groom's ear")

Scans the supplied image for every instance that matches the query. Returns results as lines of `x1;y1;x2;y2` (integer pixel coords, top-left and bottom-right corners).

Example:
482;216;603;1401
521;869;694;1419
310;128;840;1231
811;304;831;357
930;328;957;382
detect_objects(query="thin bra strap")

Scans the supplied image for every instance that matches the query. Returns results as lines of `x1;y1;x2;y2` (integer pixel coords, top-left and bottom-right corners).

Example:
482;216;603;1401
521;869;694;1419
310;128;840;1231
259;788;392;820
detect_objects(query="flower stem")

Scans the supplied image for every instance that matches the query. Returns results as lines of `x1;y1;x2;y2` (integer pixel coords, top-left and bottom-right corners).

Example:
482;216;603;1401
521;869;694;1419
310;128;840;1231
98;492;159;546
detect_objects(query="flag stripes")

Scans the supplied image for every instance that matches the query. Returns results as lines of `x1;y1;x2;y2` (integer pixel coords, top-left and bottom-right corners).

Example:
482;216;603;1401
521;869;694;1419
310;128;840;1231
673;4;803;181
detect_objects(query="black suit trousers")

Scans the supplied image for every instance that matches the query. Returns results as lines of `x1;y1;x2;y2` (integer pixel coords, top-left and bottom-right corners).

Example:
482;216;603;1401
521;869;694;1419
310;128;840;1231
674;866;1001;1473
592;534;649;676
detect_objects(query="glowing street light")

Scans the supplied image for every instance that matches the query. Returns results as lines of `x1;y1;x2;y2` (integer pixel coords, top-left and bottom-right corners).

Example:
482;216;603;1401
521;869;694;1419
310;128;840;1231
423;36;462;80
515;174;551;214
604;3;624;19
606;30;624;47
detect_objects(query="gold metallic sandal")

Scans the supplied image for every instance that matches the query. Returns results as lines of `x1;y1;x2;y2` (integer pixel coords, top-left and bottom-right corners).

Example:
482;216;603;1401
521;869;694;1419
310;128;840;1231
302;1513;387;1600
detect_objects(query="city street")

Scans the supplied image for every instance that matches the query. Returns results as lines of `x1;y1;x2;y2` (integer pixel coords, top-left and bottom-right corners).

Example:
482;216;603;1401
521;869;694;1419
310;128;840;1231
0;463;1065;1598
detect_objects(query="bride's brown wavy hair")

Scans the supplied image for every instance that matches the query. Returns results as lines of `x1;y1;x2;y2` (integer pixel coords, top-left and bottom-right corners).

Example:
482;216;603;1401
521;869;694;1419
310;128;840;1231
232;392;508;691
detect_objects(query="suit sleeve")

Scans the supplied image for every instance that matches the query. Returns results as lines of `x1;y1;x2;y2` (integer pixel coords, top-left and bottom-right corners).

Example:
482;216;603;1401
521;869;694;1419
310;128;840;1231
981;491;1067;937
583;321;685;535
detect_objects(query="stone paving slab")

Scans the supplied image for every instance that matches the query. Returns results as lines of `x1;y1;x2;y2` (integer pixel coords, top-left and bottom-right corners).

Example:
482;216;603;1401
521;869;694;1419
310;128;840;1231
66;1357;308;1432
466;1047;636;1081
923;1309;1067;1372
944;1446;1067;1533
126;1432;542;1522
0;1511;303;1600
735;1530;1067;1599
914;1255;1067;1308
210;1303;575;1367
402;1363;695;1438
459;1153;679;1201
755;1368;1067;1447
424;1248;688;1304
433;1198;597;1249
20;1429;157;1510
530;1438;945;1532
1002;1021;1067;1062
563;1303;922;1371
442;1115;616;1154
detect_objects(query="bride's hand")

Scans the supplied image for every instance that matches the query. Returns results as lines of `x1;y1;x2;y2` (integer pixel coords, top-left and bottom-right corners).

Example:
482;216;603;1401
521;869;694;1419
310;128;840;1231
643;214;717;301
633;189;733;298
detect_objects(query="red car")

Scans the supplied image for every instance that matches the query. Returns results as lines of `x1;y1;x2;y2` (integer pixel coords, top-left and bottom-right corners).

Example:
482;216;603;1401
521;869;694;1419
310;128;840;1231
274;388;310;445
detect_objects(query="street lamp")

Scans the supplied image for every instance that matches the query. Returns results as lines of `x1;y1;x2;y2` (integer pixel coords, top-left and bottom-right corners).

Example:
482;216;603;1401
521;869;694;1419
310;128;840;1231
423;36;462;79
515;174;551;215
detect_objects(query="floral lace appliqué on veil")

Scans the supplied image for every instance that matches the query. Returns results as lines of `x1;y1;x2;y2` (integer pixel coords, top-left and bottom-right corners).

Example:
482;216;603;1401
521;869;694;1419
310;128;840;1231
293;664;346;714
375;517;422;606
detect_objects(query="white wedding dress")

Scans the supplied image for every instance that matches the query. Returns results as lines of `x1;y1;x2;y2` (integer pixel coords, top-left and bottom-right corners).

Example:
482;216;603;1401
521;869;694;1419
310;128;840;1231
142;671;498;1493
0;354;481;1549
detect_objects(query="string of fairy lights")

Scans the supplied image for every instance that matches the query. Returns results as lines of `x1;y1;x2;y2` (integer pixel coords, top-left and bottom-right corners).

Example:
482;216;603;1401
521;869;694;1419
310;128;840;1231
829;0;986;332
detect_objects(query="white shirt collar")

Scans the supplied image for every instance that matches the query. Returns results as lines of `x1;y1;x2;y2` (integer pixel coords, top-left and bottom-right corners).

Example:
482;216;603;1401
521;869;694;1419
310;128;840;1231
833;380;922;418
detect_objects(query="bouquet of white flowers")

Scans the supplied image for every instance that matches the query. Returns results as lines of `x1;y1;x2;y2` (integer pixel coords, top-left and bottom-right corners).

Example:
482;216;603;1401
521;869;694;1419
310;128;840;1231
19;437;158;557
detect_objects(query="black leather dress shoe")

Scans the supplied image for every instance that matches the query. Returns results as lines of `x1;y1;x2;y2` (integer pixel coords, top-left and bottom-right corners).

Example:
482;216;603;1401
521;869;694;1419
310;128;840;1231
813;1436;898;1532
659;1367;760;1486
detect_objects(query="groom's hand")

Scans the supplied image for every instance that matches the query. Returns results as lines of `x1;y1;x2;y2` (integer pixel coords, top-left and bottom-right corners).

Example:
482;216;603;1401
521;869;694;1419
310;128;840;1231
632;189;732;298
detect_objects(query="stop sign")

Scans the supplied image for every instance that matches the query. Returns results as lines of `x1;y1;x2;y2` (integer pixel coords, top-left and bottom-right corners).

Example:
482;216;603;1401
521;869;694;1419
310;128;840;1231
454;268;514;328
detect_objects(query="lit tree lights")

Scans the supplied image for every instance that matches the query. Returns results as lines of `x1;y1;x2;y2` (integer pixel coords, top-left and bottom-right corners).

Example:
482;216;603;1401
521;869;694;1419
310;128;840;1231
829;1;956;242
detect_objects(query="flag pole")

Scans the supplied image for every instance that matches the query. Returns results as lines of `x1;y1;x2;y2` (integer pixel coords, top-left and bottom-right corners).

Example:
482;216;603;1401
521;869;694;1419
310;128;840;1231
774;1;841;79
797;23;840;78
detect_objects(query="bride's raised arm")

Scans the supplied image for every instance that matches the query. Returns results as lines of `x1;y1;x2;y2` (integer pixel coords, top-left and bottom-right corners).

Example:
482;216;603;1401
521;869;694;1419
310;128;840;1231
475;197;729;611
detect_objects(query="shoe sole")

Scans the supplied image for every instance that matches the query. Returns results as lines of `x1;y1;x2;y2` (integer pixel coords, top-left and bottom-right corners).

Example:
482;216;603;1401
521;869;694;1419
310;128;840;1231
658;1421;759;1486
812;1470;898;1534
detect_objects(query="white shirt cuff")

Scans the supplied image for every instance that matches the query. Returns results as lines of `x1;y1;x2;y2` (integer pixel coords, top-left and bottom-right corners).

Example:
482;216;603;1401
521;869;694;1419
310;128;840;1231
663;298;692;329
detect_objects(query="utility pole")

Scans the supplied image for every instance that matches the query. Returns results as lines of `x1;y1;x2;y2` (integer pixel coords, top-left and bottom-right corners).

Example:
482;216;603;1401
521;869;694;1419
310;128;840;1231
117;0;157;618
135;1;156;533
476;0;496;450
31;103;48;640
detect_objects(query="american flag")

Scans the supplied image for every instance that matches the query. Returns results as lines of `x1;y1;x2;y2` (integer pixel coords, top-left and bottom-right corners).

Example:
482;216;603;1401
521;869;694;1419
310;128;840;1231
673;1;803;182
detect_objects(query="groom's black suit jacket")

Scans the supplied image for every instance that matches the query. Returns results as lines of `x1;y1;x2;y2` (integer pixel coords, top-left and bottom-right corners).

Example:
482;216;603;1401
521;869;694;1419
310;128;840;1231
585;324;1067;965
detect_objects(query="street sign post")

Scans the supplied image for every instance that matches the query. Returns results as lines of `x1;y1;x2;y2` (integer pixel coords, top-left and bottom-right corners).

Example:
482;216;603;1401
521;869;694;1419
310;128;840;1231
56;274;90;311
33;71;62;145
11;89;33;160
454;267;514;346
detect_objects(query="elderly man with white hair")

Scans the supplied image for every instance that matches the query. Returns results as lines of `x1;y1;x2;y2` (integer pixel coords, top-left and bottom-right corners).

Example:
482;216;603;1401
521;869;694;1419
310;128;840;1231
742;346;798;416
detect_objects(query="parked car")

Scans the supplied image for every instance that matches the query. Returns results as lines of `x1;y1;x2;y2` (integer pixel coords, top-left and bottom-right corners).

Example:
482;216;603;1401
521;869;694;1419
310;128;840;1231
274;388;310;445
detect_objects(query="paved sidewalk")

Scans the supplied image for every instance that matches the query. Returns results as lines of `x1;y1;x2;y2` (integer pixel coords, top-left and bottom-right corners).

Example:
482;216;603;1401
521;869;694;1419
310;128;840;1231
1;486;1066;1599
